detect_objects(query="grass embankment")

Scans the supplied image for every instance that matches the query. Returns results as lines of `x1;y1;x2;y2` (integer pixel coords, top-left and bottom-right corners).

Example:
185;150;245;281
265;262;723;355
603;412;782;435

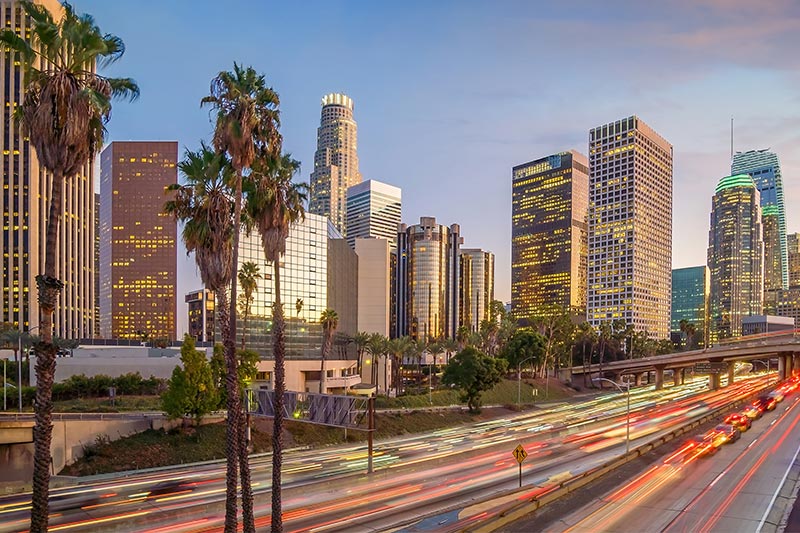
50;395;163;413
59;378;578;476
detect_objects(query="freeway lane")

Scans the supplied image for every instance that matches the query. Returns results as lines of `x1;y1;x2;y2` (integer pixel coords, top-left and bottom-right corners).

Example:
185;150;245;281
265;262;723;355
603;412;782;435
546;389;800;532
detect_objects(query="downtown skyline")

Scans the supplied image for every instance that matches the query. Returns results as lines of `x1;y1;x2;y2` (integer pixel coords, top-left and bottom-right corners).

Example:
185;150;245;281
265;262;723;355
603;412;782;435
76;0;800;329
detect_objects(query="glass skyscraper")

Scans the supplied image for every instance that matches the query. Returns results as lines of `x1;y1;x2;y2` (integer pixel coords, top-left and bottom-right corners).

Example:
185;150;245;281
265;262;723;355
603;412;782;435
345;179;401;250
732;149;787;291
511;150;588;321
459;249;495;332
671;266;710;347
708;174;764;340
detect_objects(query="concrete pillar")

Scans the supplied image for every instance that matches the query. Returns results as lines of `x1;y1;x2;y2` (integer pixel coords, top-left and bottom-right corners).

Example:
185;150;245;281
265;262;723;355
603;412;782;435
787;354;794;376
654;365;665;390
779;355;787;380
709;372;721;390
672;369;681;387
635;372;645;387
680;368;687;385
793;353;800;374
727;361;735;387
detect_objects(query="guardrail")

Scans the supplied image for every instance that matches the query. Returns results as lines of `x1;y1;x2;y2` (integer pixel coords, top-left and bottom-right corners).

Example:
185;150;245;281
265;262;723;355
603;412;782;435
0;412;166;422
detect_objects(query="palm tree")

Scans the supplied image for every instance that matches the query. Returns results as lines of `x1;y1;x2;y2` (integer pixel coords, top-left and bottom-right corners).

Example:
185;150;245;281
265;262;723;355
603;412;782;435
202;63;280;533
238;262;262;349
366;333;387;392
243;152;305;533
352;332;370;378
0;4;138;529
387;337;413;396
319;309;339;394
1;330;24;363
165;145;236;526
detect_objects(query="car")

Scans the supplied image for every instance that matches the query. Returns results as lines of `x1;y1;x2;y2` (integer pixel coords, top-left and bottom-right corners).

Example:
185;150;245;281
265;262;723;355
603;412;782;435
724;412;752;431
754;395;777;412
714;424;741;444
742;405;763;420
684;433;719;460
769;390;785;403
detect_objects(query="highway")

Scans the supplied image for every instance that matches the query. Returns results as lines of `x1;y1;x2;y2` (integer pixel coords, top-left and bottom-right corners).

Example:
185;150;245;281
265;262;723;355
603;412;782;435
0;373;779;532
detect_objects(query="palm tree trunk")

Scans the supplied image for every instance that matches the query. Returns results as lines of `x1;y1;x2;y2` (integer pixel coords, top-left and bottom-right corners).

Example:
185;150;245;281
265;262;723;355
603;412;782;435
30;173;66;533
271;259;285;533
242;312;247;350
319;334;328;394
216;289;240;533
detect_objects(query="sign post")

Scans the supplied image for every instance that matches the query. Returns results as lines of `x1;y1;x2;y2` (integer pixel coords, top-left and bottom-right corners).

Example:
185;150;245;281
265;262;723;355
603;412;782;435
512;443;528;487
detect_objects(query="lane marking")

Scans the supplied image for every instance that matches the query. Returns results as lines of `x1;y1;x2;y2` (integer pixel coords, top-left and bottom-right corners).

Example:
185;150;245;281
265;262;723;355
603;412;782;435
755;435;800;533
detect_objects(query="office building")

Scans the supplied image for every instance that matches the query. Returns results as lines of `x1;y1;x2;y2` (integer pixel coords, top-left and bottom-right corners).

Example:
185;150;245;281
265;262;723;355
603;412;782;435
772;233;800;327
511;150;588;320
186;289;215;343
742;315;795;336
355;238;391;336
587;116;673;339
395;217;462;343
670;266;710;348
309;93;362;236
94;192;100;337
1;0;95;338
732;149;787;291
99;141;178;340
346;180;402;249
459;249;495;332
789;233;800;289
708;174;764;340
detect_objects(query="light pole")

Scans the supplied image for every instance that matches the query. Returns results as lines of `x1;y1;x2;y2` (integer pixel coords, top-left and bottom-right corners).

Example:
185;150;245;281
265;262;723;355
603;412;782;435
20;326;40;412
517;356;537;407
593;377;631;454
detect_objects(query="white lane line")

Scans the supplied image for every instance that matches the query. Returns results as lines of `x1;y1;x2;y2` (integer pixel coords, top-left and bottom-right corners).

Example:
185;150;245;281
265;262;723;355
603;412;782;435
755;435;800;532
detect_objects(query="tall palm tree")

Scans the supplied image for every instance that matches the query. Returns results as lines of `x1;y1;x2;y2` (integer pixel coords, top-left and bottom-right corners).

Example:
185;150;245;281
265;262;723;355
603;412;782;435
202;63;280;533
319;309;339;393
366;333;387;392
0;4;138;529
244;152;305;533
352;332;370;377
238;261;262;349
165;144;236;525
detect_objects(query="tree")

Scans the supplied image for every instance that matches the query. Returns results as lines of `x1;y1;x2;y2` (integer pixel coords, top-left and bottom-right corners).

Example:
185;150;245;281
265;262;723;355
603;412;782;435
165;144;238;527
0;4;138;529
574;322;597;387
351;332;370;377
386;337;413;396
319;309;339;393
442;346;507;413
531;305;574;379
243;150;305;533
366;333;388;392
1;329;25;363
238;262;261;349
501;328;545;370
162;335;218;425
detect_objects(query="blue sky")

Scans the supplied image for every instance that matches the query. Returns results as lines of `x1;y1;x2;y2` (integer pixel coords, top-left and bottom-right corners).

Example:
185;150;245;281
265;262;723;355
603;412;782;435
81;0;800;333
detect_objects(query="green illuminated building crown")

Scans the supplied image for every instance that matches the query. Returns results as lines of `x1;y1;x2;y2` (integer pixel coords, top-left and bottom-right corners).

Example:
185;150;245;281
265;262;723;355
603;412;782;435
715;174;755;194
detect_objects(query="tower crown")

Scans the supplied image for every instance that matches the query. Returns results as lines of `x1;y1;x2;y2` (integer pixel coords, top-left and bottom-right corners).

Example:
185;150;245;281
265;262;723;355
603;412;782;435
321;93;353;110
715;174;755;194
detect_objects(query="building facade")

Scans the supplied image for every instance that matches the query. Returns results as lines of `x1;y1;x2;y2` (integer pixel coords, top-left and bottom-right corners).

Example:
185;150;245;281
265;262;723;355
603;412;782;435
345;179;401;250
732;149;787;291
772;233;800;327
186;289;215;343
459;249;495;332
99;141;178;340
670;266;710;348
309;93;362;236
511;150;588;321
355;238;391;336
707;174;764;340
1;0;95;338
587;116;673;338
395;217;461;343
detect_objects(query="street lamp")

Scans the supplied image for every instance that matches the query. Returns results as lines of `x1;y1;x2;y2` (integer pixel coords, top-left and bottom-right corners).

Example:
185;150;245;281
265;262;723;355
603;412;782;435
593;377;631;455
517;356;537;406
19;325;40;412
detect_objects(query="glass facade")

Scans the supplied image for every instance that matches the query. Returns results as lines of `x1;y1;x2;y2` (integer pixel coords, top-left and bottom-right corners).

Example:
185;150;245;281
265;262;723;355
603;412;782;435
707;174;764;340
511;150;588;321
670;266;709;347
459;249;495;332
186;289;215;342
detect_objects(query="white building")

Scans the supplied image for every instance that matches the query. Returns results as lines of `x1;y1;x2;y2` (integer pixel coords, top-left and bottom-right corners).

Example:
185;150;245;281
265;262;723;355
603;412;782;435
346;180;402;250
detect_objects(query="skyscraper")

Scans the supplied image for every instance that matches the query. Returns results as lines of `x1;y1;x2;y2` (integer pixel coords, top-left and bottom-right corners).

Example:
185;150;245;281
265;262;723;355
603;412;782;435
671;266;710;348
732;149;787;291
395;217;461;343
355;238;392;336
1;0;95;338
99;141;178;340
345;179;402;249
186;289;215;343
459;249;495;332
511;150;588;320
309;93;361;236
708;174;764;340
587;116;673;338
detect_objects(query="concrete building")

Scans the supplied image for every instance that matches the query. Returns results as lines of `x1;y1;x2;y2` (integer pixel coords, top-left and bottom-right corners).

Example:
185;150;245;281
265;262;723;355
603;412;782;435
459;249;495;332
395;217;462;343
99;141;178;341
741;315;795;336
1;0;95;338
346;179;402;250
708;174;764;340
309;93;362;236
772;233;800;327
587;116;673;339
512;150;588;321
670;266;710;348
355;238;391;336
186;289;215;343
732;149;787;291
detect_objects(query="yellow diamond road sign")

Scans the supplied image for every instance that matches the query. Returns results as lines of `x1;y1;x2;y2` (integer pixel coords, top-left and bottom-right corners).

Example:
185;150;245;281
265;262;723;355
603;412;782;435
513;444;528;464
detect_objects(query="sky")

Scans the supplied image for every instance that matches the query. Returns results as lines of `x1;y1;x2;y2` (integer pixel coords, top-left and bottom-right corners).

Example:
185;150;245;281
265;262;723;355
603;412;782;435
80;0;800;335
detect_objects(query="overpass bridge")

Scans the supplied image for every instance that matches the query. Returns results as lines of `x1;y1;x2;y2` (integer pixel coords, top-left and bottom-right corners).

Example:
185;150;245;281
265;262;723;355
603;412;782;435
565;331;800;390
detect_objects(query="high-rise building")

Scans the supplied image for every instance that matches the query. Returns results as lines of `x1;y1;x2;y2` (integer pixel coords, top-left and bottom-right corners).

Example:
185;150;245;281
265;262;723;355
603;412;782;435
395;217;462;343
511;150;588;320
309;93;361;236
186;289;215;343
732;149;787;291
670;266;710;348
345;180;401;250
772;233;800;327
708;174;764;340
587;116;673;338
99;141;178;340
459;249;495;332
788;233;800;289
94;192;100;338
355;238;391;336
